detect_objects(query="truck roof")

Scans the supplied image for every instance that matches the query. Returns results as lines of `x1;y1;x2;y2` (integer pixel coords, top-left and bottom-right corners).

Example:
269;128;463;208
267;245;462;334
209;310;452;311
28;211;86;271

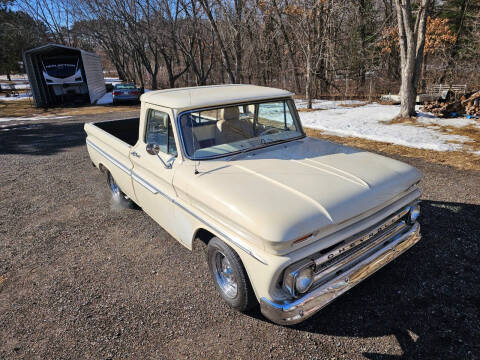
140;84;293;111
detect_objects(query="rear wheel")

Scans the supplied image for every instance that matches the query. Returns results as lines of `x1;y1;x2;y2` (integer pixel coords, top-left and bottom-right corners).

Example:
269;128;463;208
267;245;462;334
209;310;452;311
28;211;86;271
207;237;256;312
106;171;132;208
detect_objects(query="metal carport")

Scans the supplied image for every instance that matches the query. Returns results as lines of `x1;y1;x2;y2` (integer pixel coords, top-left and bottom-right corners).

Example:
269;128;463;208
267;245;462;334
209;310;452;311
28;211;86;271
23;43;106;107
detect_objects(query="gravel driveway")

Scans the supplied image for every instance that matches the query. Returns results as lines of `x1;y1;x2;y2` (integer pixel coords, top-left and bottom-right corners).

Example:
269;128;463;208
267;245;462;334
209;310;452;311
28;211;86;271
1;113;479;359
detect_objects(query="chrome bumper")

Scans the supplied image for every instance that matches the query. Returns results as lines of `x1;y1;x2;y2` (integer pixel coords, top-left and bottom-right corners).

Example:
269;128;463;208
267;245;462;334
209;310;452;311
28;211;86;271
260;223;421;325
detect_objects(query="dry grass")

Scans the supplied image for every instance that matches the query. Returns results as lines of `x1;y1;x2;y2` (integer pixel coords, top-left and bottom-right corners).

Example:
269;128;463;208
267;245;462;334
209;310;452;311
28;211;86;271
337;102;369;108
297;107;327;112
0;99;139;118
305;127;480;171
384;116;418;125
377;99;399;105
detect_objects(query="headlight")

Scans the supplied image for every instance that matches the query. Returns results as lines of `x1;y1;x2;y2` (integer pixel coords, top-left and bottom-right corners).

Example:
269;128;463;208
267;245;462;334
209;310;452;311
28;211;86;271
408;204;420;224
283;260;315;297
295;267;314;294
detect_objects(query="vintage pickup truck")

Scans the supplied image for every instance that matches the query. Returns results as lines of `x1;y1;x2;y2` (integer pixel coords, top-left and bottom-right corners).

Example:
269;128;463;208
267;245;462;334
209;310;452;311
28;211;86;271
85;85;422;325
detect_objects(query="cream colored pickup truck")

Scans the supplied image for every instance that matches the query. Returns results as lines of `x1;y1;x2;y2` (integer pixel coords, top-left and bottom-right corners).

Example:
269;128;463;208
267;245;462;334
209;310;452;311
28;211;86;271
85;85;422;325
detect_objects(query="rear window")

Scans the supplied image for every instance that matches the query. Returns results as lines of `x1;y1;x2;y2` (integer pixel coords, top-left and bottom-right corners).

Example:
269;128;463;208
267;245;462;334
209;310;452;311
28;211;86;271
115;84;136;89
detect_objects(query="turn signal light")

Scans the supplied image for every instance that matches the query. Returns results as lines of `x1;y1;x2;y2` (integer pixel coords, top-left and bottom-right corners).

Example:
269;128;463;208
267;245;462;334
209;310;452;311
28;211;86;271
293;233;313;244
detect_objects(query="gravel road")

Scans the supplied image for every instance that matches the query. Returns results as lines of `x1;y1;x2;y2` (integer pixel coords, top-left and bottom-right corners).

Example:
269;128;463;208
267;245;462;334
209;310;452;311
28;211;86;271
1;113;479;359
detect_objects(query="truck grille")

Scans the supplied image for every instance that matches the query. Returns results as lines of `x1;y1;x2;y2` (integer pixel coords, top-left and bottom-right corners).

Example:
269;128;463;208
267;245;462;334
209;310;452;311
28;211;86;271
310;206;411;286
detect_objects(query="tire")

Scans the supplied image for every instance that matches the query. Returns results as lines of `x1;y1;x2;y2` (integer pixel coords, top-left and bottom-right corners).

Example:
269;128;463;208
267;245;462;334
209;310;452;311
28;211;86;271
106;171;132;208
207;237;256;312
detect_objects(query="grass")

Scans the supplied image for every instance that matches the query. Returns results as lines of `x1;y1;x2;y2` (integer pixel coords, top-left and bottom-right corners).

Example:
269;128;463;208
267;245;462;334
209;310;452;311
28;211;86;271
305;127;480;172
337;102;369;108
297;107;327;112
0;98;139;118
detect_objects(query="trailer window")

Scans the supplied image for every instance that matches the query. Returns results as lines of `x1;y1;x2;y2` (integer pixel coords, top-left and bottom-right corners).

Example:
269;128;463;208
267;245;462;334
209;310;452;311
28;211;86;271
145;109;177;156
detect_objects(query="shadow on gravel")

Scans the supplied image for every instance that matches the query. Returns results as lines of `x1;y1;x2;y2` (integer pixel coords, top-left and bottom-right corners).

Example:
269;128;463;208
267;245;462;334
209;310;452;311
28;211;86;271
260;200;479;359
0;122;86;156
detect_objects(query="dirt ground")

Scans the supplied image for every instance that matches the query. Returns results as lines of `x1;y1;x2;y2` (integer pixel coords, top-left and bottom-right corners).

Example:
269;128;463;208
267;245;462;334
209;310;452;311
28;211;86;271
0;98;139;118
0;112;479;359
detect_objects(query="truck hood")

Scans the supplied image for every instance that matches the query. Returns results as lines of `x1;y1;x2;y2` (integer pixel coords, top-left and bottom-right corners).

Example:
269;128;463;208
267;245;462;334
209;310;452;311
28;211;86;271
176;137;422;249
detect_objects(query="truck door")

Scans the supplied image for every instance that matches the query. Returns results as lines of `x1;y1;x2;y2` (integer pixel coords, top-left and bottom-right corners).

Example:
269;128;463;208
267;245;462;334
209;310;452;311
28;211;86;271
130;106;179;238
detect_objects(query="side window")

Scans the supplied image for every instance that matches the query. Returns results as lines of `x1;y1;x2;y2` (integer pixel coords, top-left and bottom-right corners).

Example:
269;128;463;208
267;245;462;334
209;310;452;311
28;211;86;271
145;109;177;156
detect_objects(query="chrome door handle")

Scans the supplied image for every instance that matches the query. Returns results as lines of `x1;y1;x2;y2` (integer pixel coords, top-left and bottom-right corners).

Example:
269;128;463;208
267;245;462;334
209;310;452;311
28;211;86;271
131;151;141;158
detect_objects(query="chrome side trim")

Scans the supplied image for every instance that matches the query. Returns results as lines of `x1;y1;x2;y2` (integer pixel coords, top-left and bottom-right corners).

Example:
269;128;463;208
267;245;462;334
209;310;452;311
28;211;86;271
131;172;160;194
86;138;132;176
260;223;421;325
86;139;267;265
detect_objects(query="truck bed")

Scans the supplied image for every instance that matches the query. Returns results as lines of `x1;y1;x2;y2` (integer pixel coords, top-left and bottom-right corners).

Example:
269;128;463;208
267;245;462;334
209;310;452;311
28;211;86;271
94;118;140;147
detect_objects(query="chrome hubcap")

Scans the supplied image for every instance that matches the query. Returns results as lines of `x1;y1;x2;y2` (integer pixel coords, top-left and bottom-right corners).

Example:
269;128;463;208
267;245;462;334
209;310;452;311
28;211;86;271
108;174;120;195
213;251;238;298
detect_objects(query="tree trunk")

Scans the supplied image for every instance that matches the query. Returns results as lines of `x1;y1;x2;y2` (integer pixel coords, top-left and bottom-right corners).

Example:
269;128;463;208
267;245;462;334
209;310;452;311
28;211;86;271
395;0;430;117
399;68;417;116
306;43;313;109
272;0;302;93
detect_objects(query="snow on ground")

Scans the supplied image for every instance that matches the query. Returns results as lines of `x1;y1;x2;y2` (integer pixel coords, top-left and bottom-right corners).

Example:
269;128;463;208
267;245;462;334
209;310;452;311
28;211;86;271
0;93;33;101
97;92;113;105
296;99;366;110
104;77;123;85
416;114;480;128
295;99;478;153
0;83;30;90
0;74;28;81
0;115;71;123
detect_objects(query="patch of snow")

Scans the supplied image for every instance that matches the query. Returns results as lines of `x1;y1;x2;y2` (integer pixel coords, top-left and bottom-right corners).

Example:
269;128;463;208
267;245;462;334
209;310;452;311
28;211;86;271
0;115;71;123
0;74;28;81
104;77;123;85
296;99;365;110
97;92;113;105
296;100;473;152
0;83;30;90
0;93;33;101
417;115;480;128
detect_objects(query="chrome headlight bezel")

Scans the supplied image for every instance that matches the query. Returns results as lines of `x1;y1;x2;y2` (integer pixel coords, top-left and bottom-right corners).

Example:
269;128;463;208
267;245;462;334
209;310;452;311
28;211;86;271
283;259;315;297
408;203;421;224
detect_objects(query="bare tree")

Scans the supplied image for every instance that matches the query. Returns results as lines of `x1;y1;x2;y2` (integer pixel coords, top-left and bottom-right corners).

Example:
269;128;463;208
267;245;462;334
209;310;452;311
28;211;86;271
394;0;430;117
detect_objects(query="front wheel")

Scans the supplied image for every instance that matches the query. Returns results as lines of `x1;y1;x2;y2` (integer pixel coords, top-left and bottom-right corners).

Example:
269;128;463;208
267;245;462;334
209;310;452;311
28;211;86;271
207;237;256;312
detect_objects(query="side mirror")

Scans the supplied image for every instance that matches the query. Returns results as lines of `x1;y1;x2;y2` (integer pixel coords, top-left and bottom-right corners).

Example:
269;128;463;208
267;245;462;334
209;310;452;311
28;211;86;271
146;143;174;169
146;143;160;155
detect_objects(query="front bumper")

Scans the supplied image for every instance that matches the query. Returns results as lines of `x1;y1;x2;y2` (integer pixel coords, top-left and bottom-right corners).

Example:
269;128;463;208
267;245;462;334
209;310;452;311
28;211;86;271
260;222;421;325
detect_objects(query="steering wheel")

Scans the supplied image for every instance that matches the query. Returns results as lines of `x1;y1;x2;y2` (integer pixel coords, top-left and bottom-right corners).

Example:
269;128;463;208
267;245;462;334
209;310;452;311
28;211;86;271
259;128;279;137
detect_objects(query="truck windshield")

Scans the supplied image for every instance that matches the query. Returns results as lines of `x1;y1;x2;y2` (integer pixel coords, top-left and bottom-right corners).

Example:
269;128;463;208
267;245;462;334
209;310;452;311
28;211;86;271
178;99;303;160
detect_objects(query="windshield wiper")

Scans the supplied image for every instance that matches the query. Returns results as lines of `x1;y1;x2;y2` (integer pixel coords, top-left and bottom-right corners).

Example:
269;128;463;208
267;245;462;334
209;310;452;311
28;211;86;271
227;136;301;161
227;146;254;161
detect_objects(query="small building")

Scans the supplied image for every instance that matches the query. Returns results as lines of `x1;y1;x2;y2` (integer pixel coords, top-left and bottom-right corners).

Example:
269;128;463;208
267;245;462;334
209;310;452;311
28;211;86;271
23;43;106;107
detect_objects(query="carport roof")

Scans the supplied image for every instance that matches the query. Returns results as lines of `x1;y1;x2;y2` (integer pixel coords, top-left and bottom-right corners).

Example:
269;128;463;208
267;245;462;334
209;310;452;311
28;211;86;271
140;84;293;111
24;43;97;56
